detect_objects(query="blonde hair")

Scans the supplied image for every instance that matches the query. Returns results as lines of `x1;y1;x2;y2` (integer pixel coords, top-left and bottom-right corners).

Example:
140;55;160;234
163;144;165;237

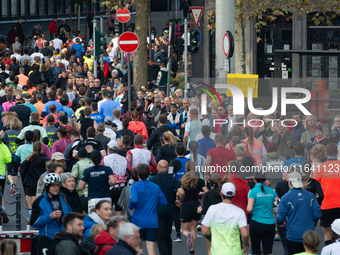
9;117;22;130
304;115;317;130
311;144;326;160
181;160;200;190
163;131;179;146
235;143;247;157
91;223;106;238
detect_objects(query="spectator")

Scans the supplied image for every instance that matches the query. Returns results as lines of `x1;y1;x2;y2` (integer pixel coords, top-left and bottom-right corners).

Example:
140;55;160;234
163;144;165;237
0;239;17;255
49;17;58;40
31;173;72;238
156;131;179;162
300;115;317;144
60;172;82;213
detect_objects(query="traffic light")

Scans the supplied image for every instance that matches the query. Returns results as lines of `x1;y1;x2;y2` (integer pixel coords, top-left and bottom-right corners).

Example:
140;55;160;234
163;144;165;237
94;29;106;56
114;20;122;35
189;29;199;54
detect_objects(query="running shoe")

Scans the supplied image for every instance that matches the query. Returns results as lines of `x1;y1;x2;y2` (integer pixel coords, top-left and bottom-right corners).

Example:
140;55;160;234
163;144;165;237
186;232;193;250
274;232;280;241
173;234;182;242
197;222;202;231
189;250;195;255
10;182;16;196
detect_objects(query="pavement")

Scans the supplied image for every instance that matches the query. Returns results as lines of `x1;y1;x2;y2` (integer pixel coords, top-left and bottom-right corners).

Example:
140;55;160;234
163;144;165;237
1;176;327;255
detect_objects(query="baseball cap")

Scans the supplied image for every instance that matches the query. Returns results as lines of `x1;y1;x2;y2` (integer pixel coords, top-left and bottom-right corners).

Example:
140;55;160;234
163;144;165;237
106;91;113;98
104;116;113;124
221;182;236;197
108;140;118;149
202;119;211;127
51;152;65;161
78;148;88;158
59;115;68;124
288;172;303;188
331;219;340;235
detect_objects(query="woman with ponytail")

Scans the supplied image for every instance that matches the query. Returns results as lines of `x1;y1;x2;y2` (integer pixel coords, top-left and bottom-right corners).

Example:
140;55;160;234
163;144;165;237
247;171;279;255
156;131;179;162
20;141;49;208
32;129;52;160
0;239;17;255
244;125;267;167
186;141;205;177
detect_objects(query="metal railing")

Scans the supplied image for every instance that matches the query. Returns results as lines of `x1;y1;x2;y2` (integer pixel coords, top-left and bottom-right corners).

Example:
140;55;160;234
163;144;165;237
0;187;31;231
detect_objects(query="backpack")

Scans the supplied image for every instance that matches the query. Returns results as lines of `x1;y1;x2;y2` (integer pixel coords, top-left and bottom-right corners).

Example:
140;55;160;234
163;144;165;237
31;235;58;255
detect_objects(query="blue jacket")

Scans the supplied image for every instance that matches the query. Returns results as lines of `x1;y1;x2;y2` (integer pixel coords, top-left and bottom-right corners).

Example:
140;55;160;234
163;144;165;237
71;43;85;57
31;191;72;238
276;188;321;242
98;99;122;118
291;121;305;143
129;180;167;229
82;213;103;240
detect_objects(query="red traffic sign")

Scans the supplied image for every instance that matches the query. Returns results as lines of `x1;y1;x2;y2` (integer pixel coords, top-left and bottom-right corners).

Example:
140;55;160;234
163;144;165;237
223;31;234;58
189;7;203;28
116;8;131;23
118;32;139;53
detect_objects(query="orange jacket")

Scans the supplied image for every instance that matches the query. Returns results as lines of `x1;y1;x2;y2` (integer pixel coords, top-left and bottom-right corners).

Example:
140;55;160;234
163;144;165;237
128;121;148;142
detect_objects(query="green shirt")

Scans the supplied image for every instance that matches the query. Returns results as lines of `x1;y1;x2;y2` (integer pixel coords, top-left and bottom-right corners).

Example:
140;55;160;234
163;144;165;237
71;158;93;197
15;143;33;162
18;125;47;142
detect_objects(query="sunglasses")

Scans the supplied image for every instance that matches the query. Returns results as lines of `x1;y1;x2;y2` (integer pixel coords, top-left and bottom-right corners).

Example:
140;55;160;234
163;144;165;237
154;92;158;94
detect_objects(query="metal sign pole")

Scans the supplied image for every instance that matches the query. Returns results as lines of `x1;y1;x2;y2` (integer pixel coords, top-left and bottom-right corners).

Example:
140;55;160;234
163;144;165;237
184;18;188;98
121;24;125;67
100;16;104;71
93;20;97;78
167;44;172;97
128;53;131;110
149;14;152;59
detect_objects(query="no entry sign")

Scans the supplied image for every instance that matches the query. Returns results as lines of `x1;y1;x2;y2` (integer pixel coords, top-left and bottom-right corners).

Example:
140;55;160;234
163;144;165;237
118;32;139;53
223;31;234;58
116;8;131;23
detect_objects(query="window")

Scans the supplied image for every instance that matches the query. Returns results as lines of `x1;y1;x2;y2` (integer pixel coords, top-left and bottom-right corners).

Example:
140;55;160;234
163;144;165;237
39;0;46;16
12;0;18;16
2;0;8;17
57;0;64;14
30;0;36;15
48;0;55;15
21;0;25;16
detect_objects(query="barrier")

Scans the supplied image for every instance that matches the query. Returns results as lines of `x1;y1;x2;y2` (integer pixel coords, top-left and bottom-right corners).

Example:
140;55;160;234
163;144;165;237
0;225;38;255
0;187;31;230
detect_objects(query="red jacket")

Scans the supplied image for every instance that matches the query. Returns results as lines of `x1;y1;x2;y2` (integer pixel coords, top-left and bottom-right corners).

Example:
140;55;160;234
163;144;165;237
103;62;109;79
49;20;57;34
94;229;117;255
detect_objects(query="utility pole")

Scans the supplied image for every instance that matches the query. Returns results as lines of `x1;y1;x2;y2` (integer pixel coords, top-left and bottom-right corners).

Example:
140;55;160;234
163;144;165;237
215;0;235;84
100;16;104;71
93;20;97;78
167;45;172;96
184;18;188;98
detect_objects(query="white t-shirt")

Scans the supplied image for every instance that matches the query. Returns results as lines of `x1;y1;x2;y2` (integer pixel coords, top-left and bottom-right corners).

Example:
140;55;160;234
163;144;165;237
53;38;63;51
321;239;340;255
202;202;247;255
103;153;127;184
104;127;117;141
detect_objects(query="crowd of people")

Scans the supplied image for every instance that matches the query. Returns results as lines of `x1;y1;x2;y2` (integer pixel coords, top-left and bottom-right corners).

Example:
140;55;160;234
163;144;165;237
0;11;339;255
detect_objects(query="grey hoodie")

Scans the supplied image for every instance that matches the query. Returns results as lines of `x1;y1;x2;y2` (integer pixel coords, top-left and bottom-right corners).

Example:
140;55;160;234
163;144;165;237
261;152;287;190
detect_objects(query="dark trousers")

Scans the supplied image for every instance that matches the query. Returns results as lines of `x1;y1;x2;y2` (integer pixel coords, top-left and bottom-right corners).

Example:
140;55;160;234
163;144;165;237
173;206;181;233
79;195;88;213
287;240;304;255
157;216;173;255
249;220;275;255
277;224;289;255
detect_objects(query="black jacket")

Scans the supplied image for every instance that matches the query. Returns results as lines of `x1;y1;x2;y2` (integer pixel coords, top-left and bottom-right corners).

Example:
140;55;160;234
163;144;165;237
55;76;68;91
9;103;31;127
20;154;49;190
87;87;101;103
156;144;177;162
9;63;20;75
201;188;222;215
60;186;82;213
122;89;137;113
147;125;177;157
291;121;305;143
106;239;137;255
71;95;85;111
54;230;80;255
21;64;31;76
29;70;43;85
148;64;160;82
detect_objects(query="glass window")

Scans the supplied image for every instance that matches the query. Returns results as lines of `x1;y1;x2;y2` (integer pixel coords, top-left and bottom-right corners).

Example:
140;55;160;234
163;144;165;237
2;0;8;17
48;0;55;15
30;0;36;15
21;0;25;16
57;0;64;14
12;0;18;16
39;0;45;15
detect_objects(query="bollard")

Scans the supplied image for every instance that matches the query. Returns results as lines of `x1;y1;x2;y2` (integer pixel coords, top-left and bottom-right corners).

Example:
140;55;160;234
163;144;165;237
15;192;21;231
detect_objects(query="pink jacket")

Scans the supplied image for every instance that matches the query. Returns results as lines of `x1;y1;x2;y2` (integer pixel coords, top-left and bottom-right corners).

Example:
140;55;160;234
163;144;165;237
2;102;15;112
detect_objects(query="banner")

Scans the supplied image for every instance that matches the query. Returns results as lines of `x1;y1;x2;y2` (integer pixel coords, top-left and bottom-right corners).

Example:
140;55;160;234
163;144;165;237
226;73;259;98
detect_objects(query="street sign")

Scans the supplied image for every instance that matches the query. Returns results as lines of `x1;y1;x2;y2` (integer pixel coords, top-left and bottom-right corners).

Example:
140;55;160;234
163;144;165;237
189;7;203;28
195;28;201;46
116;8;131;23
223;31;234;58
118;32;139;53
